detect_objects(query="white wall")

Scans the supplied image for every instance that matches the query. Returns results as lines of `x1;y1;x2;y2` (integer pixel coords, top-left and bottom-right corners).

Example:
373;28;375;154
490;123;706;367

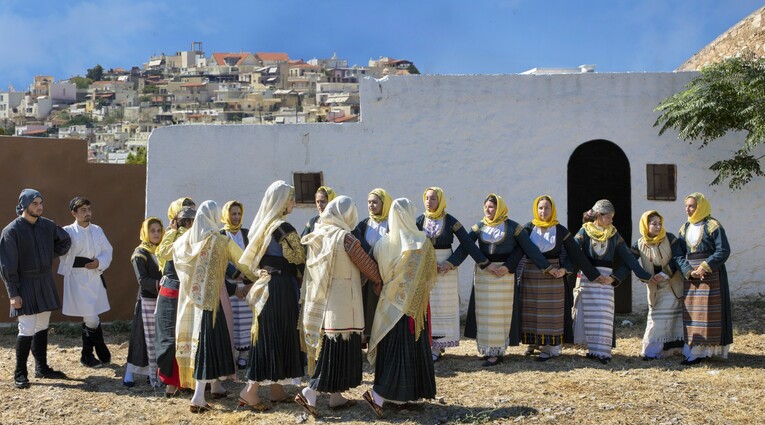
147;73;765;313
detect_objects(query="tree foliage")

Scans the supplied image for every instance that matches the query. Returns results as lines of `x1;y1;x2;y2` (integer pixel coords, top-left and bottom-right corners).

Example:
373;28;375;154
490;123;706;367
654;53;765;190
126;147;147;165
86;64;104;82
407;64;421;75
69;76;93;89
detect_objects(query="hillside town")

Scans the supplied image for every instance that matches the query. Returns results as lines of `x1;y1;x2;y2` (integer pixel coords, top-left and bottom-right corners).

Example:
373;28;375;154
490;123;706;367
0;42;418;163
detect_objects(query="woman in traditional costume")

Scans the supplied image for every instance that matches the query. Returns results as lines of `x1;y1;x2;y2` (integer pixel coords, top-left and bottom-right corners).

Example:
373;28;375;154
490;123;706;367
515;195;602;361
416;187;489;361
632;210;684;360
155;198;194;397
237;181;306;411
353;188;392;344
124;217;164;387
295;196;382;417
301;186;336;237
458;194;558;367
220;200;253;369
674;193;732;365
363;198;437;418
174;200;258;413
572;199;651;364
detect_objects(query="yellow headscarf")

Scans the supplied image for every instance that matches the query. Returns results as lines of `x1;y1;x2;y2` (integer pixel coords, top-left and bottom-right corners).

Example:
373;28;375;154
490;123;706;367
316;186;336;202
138;217;164;254
167;197;192;223
221;200;244;232
369;188;392;222
531;195;559;229
482;193;509;227
423;187;447;220
686;192;712;224
639;210;666;245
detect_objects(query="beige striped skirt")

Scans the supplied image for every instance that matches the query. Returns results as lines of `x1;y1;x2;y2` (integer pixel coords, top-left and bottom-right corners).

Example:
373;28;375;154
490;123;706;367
474;262;515;357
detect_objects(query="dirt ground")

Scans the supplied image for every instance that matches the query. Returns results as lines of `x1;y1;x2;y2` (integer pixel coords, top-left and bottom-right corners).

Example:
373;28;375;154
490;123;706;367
1;298;764;425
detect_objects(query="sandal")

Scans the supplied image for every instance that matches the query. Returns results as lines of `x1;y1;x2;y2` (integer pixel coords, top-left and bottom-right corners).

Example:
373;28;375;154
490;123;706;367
237;396;270;412
164;388;180;398
294;393;320;417
362;390;383;418
189;403;212;414
329;399;357;410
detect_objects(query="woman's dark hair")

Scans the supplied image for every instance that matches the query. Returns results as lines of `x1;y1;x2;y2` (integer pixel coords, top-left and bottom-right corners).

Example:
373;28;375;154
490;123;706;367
484;194;497;205
178;217;193;229
147;218;162;229
316;188;328;198
181;198;195;207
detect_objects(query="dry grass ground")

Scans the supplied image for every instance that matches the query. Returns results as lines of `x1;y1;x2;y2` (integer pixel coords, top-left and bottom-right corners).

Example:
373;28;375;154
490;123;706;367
1;298;764;425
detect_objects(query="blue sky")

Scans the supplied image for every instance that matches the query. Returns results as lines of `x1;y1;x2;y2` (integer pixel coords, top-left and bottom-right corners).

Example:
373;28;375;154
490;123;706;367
0;0;761;90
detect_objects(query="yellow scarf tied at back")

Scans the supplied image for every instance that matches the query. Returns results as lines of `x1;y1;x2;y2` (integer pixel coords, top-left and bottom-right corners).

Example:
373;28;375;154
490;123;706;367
482;193;509;227
639;210;666;245
686;192;711;225
423;187;447;220
369;188;392;222
138;217;164;254
221;200;244;232
531;195;559;229
316;186;336;202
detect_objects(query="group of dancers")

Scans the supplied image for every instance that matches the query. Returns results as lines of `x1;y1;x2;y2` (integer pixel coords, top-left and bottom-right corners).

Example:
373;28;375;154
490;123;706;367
2;183;732;418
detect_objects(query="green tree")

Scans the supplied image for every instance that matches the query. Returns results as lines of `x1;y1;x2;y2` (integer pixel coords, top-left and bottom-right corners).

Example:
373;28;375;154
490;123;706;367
142;84;158;94
86;64;104;82
654;54;765;190
69;76;94;89
0;127;5;135
126;147;147;165
65;115;94;127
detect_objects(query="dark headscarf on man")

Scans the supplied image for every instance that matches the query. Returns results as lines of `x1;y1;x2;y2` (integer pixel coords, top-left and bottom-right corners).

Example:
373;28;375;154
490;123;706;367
16;188;42;216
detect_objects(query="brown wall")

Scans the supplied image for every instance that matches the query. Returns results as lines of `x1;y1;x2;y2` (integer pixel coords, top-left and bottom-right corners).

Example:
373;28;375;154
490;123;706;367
0;136;146;322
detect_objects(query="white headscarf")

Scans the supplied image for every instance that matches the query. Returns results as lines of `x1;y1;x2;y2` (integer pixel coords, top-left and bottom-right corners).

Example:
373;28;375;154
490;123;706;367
174;200;221;264
374;198;425;281
301;196;358;365
239;180;294;273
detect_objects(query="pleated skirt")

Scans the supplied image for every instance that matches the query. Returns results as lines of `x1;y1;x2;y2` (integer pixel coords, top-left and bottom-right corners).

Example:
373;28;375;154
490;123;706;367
373;316;436;402
193;306;236;380
247;274;304;382
308;333;362;393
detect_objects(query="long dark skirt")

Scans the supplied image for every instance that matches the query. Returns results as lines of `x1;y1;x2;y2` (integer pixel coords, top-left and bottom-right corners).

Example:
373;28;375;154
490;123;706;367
373;317;436;402
155;278;179;381
13;275;61;317
194;306;235;380
126;296;148;367
309;333;362;393
247;274;304;382
362;279;379;340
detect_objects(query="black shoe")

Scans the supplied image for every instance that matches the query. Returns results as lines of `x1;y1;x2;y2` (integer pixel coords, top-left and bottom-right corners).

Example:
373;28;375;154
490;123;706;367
35;366;66;379
80;354;103;368
642;356;658;361
536;355;552;362
680;357;704;366
598;357;610;365
123;379;135;387
14;376;30;389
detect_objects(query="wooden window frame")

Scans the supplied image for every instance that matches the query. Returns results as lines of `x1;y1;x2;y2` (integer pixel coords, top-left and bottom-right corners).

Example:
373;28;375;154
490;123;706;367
293;172;323;204
646;164;677;201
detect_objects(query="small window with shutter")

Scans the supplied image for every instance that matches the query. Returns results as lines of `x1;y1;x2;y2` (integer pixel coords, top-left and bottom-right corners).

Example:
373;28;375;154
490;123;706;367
293;172;323;204
646;164;676;201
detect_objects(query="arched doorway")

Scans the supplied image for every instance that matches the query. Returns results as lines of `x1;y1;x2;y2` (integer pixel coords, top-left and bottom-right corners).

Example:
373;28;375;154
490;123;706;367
567;140;633;313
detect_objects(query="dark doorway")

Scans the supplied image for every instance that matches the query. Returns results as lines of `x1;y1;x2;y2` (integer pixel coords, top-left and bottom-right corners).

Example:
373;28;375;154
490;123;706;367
567;140;633;313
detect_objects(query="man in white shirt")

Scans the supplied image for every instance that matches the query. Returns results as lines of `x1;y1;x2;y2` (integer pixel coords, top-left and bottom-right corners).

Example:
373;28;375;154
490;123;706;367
58;197;113;368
